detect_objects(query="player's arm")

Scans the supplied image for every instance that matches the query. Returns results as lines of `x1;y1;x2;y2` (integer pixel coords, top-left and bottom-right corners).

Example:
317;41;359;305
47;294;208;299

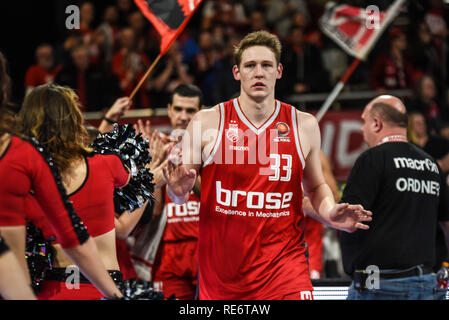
320;151;341;202
303;151;340;216
164;108;210;204
301;113;336;223
300;112;372;232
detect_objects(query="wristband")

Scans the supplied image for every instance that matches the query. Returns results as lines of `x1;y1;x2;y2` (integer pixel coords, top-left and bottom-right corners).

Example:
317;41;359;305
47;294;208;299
102;116;117;125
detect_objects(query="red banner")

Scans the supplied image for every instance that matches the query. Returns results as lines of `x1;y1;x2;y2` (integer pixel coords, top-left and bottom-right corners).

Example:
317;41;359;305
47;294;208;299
319;0;405;60
135;0;203;55
315;110;366;181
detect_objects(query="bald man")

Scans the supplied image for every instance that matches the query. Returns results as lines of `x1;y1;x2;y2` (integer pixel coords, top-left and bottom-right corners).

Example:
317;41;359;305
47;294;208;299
340;95;449;300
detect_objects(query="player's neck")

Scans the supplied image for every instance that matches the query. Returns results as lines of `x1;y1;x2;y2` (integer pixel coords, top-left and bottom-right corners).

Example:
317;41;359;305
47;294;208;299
238;93;276;126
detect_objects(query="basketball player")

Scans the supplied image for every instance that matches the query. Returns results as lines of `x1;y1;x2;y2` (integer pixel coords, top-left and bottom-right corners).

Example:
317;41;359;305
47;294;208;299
164;31;372;300
151;84;203;299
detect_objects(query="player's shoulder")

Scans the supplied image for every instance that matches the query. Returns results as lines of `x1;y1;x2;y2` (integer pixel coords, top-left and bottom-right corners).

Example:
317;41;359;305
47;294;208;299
293;108;319;131
194;105;221;123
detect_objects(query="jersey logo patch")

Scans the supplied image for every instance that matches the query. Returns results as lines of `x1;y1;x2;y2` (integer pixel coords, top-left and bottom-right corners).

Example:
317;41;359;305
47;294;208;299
226;123;239;143
273;122;291;142
275;122;290;136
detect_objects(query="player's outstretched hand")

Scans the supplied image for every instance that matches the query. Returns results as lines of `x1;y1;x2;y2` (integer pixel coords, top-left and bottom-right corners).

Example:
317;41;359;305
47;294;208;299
162;151;196;203
328;203;372;233
133;119;152;142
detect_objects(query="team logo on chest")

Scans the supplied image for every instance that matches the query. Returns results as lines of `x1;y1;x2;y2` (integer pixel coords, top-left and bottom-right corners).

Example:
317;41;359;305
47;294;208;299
274;122;291;142
226;121;240;143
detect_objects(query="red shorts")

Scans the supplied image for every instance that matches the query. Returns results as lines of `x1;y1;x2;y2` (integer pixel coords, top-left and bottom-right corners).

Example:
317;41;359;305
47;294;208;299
282;290;315;300
116;239;137;280
152;239;198;300
37;280;104;300
304;216;324;275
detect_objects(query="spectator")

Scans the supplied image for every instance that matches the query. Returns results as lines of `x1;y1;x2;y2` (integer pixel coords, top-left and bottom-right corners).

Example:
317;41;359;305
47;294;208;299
79;2;96;45
212;33;241;104
370;27;418;93
408;74;449;133
24;44;62;96
191;30;224;106
408;111;449;175
56;32;84;66
55;44;120;112
424;0;448;50
147;41;194;108
128;11;148;54
201;0;247;34
127;10;160;60
111;27;150;108
247;10;269;33
409;21;446;96
277;25;331;101
116;0;134;27
88;28;110;66
291;10;323;48
96;5;121;64
265;0;310;40
177;30;200;66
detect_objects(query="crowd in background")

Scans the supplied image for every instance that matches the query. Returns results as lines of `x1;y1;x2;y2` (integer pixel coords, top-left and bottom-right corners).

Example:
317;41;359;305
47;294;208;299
21;0;449;134
19;0;449;177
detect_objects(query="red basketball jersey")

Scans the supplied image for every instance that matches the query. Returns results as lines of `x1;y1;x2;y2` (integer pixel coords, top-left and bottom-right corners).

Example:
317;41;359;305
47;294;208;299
198;98;312;300
162;189;200;242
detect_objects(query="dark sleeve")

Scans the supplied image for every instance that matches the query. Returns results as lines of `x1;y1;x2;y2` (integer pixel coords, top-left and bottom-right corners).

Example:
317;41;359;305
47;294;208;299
340;150;382;210
0;236;9;256
438;166;449;222
26;140;90;248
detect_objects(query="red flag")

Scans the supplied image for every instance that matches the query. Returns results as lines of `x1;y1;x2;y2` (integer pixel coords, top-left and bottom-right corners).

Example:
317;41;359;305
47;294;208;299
319;0;405;60
135;0;203;55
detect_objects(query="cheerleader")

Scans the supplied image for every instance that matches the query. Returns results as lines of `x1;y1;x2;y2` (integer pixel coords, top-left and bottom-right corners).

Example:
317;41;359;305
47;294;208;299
0;52;123;300
17;84;153;299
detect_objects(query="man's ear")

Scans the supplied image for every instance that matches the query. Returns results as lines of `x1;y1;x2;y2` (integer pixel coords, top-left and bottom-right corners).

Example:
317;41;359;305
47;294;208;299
167;103;173;117
232;64;240;81
372;115;383;133
277;62;283;79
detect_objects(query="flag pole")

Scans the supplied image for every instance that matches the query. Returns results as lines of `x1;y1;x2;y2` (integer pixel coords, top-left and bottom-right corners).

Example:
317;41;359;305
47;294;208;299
130;0;204;102
316;0;406;122
129;53;162;100
316;58;360;122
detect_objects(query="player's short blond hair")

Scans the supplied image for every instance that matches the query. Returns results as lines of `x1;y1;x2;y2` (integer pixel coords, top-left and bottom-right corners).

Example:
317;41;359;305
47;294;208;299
233;31;282;67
